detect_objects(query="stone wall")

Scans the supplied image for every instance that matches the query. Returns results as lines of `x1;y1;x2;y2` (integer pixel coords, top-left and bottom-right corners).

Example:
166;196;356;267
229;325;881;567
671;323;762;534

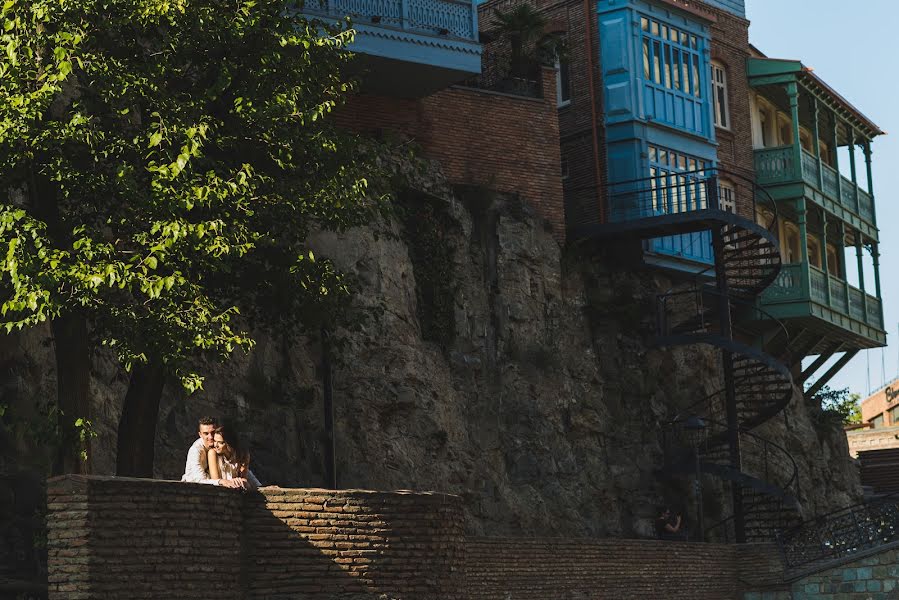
784;548;899;599
47;477;804;600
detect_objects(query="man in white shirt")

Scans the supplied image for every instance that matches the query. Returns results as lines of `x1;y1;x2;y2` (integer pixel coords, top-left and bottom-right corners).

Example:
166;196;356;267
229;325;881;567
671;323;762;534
181;416;241;488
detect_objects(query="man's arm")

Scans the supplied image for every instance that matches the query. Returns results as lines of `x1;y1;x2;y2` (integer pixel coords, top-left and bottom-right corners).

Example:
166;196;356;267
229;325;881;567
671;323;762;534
181;442;220;485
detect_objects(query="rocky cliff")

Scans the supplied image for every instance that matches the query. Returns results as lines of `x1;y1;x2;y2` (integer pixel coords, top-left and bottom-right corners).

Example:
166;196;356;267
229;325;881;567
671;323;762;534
0;179;860;581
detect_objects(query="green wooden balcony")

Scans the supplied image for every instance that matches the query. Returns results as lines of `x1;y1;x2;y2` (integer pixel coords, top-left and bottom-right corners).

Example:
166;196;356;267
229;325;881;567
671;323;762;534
760;263;885;348
755;146;875;228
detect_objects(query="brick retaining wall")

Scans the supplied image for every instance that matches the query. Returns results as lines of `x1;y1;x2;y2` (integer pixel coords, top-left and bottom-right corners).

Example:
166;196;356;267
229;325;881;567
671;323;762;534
48;476;800;599
47;475;244;600
242;487;465;599
466;537;746;599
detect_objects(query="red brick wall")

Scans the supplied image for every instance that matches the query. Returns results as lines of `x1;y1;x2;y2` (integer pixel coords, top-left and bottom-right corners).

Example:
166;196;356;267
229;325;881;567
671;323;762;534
466;537;748;599
243;487;466;599
46;476;465;600
479;0;607;230
336;70;566;244
47;477;789;599
707;6;758;220
47;475;244;600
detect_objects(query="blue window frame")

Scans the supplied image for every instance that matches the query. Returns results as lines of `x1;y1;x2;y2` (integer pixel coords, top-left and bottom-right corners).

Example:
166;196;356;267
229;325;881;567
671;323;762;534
647;144;714;263
638;15;709;137
648;144;709;215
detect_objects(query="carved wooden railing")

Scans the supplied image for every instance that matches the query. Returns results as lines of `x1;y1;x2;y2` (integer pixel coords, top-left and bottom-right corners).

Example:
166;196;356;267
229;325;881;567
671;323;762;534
303;0;478;41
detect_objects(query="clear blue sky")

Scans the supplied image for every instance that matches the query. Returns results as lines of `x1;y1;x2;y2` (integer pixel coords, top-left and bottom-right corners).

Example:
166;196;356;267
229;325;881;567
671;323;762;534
747;0;899;397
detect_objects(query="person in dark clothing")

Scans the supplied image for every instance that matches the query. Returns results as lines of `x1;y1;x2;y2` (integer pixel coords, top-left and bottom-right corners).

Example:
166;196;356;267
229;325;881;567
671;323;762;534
655;506;688;541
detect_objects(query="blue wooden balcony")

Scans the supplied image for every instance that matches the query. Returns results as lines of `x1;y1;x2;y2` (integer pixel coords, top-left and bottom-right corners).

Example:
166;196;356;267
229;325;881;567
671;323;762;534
755;146;876;238
760;263;886;348
304;0;481;97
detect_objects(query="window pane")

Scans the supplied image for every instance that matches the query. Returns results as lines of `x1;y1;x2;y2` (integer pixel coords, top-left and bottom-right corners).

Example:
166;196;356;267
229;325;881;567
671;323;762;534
652;21;660;36
653;41;661;84
664;45;672;88
559;58;571;103
672;49;681;90
641;17;649;31
717;87;727;127
648;145;657;161
690;35;697;49
682;53;690;96
643;39;651;79
670;27;678;42
680;31;688;46
659;149;668;165
692;54;701;97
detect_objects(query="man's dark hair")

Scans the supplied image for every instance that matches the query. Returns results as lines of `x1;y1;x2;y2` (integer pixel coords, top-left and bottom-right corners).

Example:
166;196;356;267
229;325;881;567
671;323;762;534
198;416;217;428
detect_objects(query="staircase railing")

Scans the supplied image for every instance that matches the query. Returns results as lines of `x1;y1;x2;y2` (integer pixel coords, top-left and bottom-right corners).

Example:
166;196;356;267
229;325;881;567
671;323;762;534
778;493;899;577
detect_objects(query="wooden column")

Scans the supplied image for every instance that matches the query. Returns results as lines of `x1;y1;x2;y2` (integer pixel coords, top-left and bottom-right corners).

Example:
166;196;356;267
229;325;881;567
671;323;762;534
831;111;842;204
854;230;868;325
822;208;831;307
864;141;877;226
813;97;823;189
798;197;810;298
848;128;860;212
873;242;882;300
788;82;802;173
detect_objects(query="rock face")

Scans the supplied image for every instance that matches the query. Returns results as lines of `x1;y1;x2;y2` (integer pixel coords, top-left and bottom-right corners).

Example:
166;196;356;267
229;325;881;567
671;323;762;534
1;183;860;557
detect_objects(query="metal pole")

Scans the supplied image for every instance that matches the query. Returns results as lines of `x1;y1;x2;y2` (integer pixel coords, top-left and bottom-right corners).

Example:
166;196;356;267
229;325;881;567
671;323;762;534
321;327;337;489
710;178;745;543
695;442;704;542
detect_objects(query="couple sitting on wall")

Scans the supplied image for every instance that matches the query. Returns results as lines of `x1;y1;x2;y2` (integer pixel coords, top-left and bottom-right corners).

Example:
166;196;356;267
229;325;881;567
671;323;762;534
181;416;262;490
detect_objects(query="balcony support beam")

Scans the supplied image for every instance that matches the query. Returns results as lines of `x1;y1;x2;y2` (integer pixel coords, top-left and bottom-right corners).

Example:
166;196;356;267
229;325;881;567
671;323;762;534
799;342;843;385
812;97;823;190
805;350;860;400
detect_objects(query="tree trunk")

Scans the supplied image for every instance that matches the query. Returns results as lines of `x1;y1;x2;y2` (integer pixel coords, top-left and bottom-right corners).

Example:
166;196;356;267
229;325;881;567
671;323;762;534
115;361;166;477
51;314;92;476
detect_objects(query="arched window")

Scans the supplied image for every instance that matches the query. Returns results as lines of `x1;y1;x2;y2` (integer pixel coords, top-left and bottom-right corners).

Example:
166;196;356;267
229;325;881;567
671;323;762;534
711;61;729;129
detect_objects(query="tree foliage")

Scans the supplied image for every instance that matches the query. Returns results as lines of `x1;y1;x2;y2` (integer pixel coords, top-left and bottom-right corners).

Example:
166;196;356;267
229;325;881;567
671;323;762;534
0;0;393;393
811;386;862;426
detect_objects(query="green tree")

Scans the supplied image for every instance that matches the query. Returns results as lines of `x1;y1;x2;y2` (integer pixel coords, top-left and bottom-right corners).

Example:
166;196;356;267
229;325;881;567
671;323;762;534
811;386;862;426
0;0;393;475
491;5;564;80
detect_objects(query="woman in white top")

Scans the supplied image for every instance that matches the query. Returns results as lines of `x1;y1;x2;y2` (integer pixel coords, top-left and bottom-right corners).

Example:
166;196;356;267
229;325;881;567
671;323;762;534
208;423;262;490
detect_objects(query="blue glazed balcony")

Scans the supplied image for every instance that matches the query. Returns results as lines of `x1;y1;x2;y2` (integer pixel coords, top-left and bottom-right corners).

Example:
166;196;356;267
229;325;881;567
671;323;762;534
304;0;482;97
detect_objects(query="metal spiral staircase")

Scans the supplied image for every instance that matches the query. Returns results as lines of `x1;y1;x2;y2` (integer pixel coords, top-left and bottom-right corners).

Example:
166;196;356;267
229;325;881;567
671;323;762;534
573;168;801;543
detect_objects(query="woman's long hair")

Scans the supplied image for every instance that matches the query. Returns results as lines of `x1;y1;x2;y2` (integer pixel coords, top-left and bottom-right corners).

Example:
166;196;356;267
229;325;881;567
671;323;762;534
214;423;251;472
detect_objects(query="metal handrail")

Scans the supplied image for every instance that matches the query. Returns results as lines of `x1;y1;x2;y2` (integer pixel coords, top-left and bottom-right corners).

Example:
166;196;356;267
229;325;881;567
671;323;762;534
778;493;899;573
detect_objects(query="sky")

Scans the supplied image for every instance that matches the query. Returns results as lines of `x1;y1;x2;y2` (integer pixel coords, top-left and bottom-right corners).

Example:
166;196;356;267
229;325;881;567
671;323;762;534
746;0;899;398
